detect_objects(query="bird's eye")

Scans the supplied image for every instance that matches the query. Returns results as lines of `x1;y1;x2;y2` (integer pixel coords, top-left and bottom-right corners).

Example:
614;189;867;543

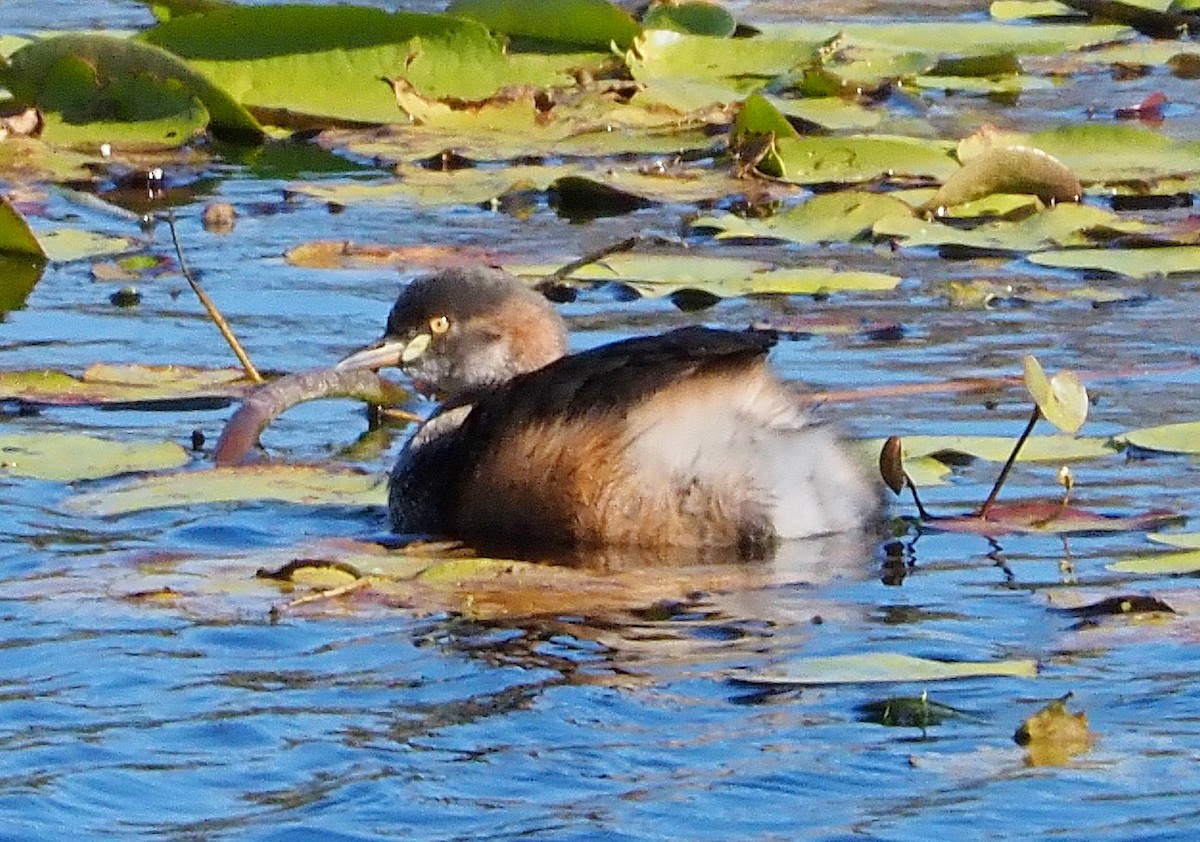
429;315;451;335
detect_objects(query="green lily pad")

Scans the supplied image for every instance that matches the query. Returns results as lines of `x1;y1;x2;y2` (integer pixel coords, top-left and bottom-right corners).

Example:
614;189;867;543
1113;420;1200;453
878;203;1139;254
628;29;823;83
1024;355;1088;435
142;6;555;124
1148;532;1200;549
0;432;188;481
767;134;958;184
642;2;737;37
990;1;1083;20
449;0;642;49
762;20;1132;57
38;229;138;263
65;465;387;517
1108;549;1200;575
770;94;882;131
738;653;1038;686
505;253;900;297
2;33;263;145
882;434;1114;463
0;193;47;260
1027;124;1200;183
692;191;913;245
1029;246;1200;278
0;364;253;407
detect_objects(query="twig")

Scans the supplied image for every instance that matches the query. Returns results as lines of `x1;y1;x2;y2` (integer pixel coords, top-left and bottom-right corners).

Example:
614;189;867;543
268;576;372;621
166;212;264;383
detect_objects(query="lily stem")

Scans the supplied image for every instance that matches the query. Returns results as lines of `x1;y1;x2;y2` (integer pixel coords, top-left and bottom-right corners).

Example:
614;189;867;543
978;405;1041;518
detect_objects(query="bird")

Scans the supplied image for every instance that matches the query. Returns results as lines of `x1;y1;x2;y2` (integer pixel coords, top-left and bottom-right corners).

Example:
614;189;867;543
336;266;879;558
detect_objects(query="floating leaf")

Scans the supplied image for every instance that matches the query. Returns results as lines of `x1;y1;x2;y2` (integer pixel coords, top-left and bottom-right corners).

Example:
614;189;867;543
877;203;1138;255
885;434;1114;463
1113;420;1200;454
1148;532;1200;549
0;432;188;481
1109;549;1200;574
762;20;1131;56
0;193;47;260
946;279;1137;308
737;653;1038;686
926;502;1179;537
142;6;549;123
65;465;387;517
1029;246;1200;278
37;229;138;263
692;191;913;245
449;0;642;49
505;253;900;297
2;33;262;145
1023;355;1088;434
642;2;737;37
627;29;822;82
766;135;958;185
0;364;253;407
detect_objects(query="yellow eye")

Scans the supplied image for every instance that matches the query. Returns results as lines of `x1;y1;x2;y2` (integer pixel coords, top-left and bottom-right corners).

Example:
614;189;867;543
429;315;450;335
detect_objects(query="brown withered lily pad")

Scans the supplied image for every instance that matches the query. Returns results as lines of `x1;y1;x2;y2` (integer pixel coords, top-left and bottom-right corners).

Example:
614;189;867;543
923;501;1181;537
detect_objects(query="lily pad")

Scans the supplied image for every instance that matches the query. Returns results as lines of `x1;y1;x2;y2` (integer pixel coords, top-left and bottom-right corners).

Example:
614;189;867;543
926;501;1179;537
767;134;958;185
1;33;263;145
65;465;387;517
737;652;1038;686
38;229;138;263
1113;420;1200;453
642;2;737;37
142;6;553;124
920;145;1081;212
891;434;1114;463
449;0;642;49
0;193;47;259
1029;246;1200;278
0;432;188;481
692;191;913;245
1023;355;1088;435
0;364;253;407
505;253;900;297
1109;549;1200;575
877;203;1137;254
627;29;823;82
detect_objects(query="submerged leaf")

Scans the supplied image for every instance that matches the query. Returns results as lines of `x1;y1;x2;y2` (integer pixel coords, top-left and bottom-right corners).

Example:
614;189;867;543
1014;694;1092;767
738;653;1038;686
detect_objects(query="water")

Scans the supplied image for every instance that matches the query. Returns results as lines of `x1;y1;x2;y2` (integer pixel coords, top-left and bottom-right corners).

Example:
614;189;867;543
4;1;1200;839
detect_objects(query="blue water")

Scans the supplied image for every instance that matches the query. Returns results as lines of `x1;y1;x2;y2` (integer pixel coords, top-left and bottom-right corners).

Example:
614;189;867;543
5;1;1200;839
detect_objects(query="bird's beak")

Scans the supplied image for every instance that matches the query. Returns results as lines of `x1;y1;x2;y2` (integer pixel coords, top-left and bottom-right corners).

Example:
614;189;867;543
335;333;431;371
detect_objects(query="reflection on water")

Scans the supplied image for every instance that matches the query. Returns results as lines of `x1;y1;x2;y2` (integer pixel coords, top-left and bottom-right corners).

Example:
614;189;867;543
4;0;1200;838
